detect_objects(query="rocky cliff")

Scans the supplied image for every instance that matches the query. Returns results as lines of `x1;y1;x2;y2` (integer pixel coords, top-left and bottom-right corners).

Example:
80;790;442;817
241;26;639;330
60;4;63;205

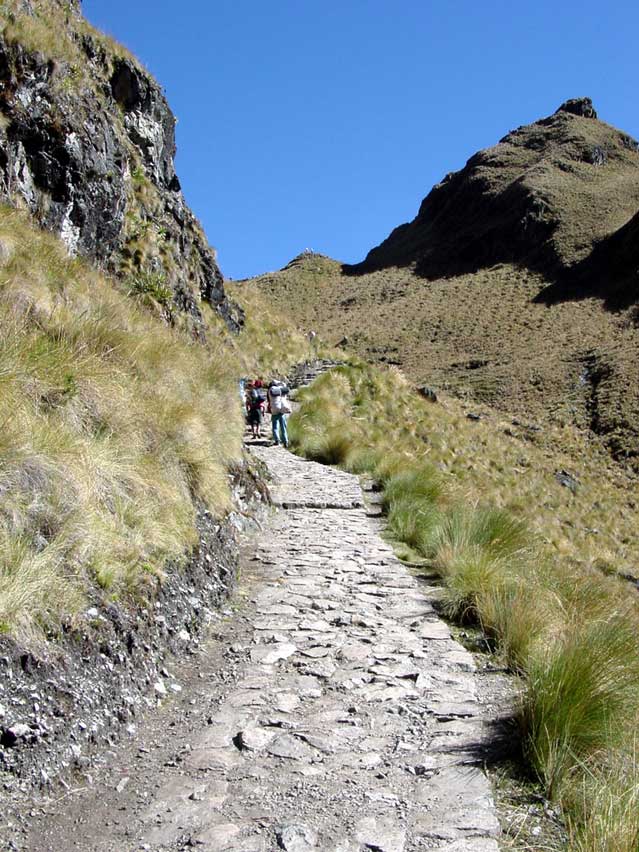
0;0;240;333
352;98;639;303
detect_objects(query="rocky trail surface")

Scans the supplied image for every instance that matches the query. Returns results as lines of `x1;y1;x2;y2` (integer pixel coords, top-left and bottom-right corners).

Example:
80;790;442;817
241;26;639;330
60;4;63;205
9;445;502;852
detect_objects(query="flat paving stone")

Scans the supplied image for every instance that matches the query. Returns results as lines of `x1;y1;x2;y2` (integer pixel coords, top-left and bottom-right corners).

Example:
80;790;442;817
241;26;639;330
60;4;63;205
356;816;406;852
251;642;298;664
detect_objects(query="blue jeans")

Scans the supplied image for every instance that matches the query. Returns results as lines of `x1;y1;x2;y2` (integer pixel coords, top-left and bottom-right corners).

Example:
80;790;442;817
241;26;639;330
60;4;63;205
271;413;288;447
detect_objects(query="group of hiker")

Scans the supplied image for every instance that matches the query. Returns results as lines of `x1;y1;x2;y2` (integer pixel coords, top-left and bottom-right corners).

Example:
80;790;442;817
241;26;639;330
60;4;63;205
243;378;291;447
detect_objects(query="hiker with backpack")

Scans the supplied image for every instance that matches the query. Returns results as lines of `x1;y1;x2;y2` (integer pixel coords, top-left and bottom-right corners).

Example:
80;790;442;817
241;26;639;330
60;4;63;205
245;380;266;440
267;380;291;447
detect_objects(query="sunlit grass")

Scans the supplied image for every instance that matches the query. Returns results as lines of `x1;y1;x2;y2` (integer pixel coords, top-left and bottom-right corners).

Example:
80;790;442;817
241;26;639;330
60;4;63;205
224;280;323;377
565;749;639;852
521;614;639;797
0;205;243;638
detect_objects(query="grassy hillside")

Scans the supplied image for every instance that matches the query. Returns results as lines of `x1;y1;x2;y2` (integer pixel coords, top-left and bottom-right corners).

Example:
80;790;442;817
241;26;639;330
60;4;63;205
289;362;639;851
251;253;639;473
0;205;312;642
224;278;322;376
286;355;637;580
0;1;319;647
251;103;639;472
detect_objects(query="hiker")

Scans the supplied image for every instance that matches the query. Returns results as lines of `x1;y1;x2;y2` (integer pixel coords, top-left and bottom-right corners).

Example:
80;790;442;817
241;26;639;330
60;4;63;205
267;380;291;447
254;379;267;431
245;381;265;440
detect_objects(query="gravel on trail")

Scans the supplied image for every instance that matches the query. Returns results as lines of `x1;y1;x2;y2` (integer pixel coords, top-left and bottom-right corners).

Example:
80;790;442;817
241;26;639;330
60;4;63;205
11;444;502;852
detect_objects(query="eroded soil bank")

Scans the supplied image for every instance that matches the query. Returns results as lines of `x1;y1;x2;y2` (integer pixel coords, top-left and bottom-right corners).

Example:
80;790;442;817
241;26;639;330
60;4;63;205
0;461;266;796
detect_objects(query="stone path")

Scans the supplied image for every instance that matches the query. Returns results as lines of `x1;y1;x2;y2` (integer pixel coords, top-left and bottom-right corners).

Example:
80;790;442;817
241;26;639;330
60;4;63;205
18;445;502;852
151;446;499;852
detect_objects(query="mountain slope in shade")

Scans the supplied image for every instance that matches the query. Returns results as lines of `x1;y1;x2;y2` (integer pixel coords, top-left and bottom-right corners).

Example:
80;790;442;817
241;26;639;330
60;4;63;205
537;205;639;309
351;98;639;300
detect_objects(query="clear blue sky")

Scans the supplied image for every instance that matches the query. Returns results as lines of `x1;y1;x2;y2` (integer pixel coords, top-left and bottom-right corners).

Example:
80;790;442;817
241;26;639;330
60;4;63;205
83;0;639;280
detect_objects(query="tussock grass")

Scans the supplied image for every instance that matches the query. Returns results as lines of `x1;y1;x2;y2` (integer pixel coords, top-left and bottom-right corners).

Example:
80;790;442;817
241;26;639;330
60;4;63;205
291;359;639;850
522;615;639;796
381;465;443;511
477;581;552;673
566;750;639;852
385;495;441;554
380;464;443;552
223;280;321;378
424;506;534;622
0;205;243;639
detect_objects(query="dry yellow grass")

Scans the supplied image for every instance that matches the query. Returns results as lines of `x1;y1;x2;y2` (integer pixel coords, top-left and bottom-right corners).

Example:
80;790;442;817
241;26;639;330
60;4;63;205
252;256;639;457
0;205;243;640
224;278;326;376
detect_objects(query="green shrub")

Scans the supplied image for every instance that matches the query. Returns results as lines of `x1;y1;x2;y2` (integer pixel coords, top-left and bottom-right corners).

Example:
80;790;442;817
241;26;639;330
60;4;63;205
126;270;173;307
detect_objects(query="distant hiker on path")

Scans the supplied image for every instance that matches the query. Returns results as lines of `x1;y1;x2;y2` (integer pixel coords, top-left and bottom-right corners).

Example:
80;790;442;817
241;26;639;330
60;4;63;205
268;380;291;447
245;380;266;440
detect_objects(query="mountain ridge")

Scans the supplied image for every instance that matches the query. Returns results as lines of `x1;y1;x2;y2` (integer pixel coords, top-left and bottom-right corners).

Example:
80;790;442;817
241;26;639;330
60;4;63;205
348;97;639;307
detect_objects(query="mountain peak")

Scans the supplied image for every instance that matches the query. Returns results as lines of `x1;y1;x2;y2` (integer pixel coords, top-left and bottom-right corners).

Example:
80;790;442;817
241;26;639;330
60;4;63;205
554;97;598;119
351;101;639;290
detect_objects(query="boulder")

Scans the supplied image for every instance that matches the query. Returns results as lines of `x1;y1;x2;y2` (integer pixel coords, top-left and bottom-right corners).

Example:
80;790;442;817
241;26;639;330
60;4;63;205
417;386;438;403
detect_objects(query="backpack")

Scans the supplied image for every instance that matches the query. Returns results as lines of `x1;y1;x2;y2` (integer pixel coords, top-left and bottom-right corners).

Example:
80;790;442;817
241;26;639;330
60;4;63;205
248;389;262;411
269;383;289;397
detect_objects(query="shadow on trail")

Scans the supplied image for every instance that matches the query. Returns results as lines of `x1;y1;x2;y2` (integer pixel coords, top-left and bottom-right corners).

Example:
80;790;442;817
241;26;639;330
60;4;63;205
243;437;272;447
461;713;525;769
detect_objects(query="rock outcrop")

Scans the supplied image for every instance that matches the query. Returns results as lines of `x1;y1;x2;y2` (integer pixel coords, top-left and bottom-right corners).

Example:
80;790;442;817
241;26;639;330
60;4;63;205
351;98;639;301
555;96;598;119
0;0;241;332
